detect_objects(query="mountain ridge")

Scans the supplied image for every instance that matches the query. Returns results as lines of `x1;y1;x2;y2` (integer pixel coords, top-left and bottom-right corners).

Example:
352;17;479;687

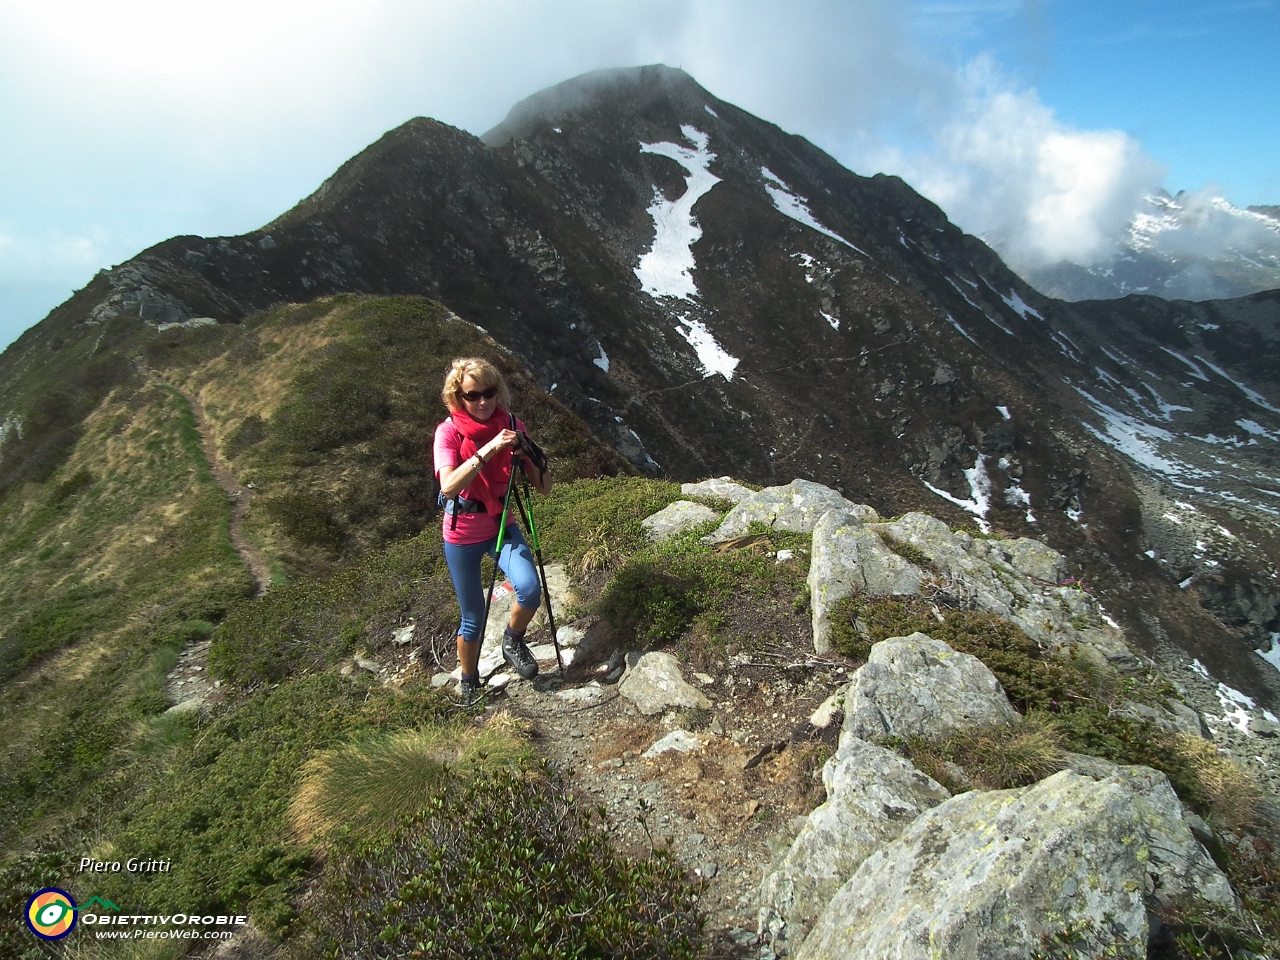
2;65;1277;697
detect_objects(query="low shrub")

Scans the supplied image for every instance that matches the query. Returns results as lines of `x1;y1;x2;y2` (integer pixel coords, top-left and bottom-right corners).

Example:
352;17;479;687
534;477;683;574
89;674;452;937
262;492;348;555
595;529;809;649
293;763;704;960
210;532;455;686
828;596;1077;711
898;709;1066;792
0;847;72;960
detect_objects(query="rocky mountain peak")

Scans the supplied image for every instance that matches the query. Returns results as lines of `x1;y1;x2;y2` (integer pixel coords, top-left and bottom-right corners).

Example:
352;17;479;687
482;64;710;146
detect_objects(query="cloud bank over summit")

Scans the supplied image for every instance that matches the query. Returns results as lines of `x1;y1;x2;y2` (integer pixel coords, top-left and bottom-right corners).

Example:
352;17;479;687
0;0;1271;348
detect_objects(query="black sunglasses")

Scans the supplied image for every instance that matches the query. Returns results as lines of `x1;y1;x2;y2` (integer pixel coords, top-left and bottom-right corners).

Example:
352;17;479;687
460;386;499;402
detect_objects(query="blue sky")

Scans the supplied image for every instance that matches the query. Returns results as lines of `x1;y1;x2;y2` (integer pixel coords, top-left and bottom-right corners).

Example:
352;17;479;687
0;0;1276;351
923;0;1279;202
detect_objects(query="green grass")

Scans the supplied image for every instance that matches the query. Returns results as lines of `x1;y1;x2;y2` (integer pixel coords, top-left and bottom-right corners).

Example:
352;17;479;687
0;385;253;849
221;296;630;579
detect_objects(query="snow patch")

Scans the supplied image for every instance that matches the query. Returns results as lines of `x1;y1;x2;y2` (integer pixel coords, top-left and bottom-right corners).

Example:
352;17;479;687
1238;419;1280;441
676;315;739;380
1196;355;1280;414
997;405;1011;420
946;278;1014;335
1074;386;1191;478
945;314;979;346
1160;347;1210;381
1000;289;1042;321
1003;482;1036;523
922;454;992;533
760;167;867;255
592;344;609;373
1213;682;1256;735
703;105;718;118
820;310;839;331
635;126;721;301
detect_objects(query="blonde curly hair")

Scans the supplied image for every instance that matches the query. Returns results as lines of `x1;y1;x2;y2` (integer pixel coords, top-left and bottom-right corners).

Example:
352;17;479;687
441;357;511;412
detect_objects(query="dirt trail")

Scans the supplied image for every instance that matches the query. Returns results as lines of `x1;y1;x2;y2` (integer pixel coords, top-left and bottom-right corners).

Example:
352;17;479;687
380;610;845;959
183;388;272;598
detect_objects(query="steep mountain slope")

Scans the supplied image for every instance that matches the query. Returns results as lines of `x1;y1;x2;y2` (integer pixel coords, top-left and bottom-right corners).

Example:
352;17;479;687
1;65;1276;704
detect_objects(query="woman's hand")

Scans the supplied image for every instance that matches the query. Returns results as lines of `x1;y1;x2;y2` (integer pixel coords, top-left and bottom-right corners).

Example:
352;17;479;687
480;429;519;460
439;430;519;498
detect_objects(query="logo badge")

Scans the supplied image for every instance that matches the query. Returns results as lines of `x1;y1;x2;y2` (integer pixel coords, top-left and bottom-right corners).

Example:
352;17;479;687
25;888;78;940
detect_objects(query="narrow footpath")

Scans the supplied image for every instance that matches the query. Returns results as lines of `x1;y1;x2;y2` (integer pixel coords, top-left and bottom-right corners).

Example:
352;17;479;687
183;389;271;598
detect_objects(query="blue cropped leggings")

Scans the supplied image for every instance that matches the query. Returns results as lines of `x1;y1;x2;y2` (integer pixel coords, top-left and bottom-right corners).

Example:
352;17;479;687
443;525;541;644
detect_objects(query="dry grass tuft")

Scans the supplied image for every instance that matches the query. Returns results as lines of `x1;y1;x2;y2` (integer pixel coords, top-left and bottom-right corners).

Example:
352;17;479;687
1167;733;1262;830
289;715;530;843
907;709;1067;792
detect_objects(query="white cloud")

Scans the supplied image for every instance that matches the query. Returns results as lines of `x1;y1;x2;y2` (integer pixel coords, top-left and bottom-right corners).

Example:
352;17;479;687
862;56;1165;270
0;0;1247;349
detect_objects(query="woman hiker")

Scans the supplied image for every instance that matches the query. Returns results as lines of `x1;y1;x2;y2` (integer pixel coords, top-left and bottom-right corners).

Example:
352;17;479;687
434;357;551;700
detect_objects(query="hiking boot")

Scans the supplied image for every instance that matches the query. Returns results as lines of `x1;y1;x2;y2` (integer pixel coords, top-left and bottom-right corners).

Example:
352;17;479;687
458;674;481;705
502;629;538;680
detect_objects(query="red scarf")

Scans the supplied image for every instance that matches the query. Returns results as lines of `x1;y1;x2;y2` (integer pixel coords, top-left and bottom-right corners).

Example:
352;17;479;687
449;406;515;517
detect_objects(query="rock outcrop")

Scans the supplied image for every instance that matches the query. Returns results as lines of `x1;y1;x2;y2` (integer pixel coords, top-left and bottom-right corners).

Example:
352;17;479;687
680;477;755;504
709;480;878;542
757;737;949;950
842;633;1018;741
809;507;1136;667
794;766;1236;960
641;500;719;542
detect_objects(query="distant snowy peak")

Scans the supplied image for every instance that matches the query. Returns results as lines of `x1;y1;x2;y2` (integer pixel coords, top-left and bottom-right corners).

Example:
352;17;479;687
1024;190;1280;302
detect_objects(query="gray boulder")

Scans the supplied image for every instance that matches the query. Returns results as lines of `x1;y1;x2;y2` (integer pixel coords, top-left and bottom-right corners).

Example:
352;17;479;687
1004;536;1069;583
1117;699;1207;739
680;477;755;504
758;737;949;950
618;652;711;716
807;508;1137;667
640;500;719;542
795;766;1236;960
808;509;923;654
709;479;877;541
843;634;1017;742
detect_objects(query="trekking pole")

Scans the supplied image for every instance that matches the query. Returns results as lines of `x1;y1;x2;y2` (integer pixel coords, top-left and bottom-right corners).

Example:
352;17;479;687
477;459;519;687
513;473;564;674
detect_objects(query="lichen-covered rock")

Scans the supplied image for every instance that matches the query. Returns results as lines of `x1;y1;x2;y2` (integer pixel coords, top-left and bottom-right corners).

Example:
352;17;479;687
808;509;922;653
758;737;949;951
618;651;711;715
709;479;877;541
795;766;1237;960
640;500;719;542
1004;536;1069;583
843;634;1017;741
680;476;755;504
807;508;1136;667
1117;699;1207;738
